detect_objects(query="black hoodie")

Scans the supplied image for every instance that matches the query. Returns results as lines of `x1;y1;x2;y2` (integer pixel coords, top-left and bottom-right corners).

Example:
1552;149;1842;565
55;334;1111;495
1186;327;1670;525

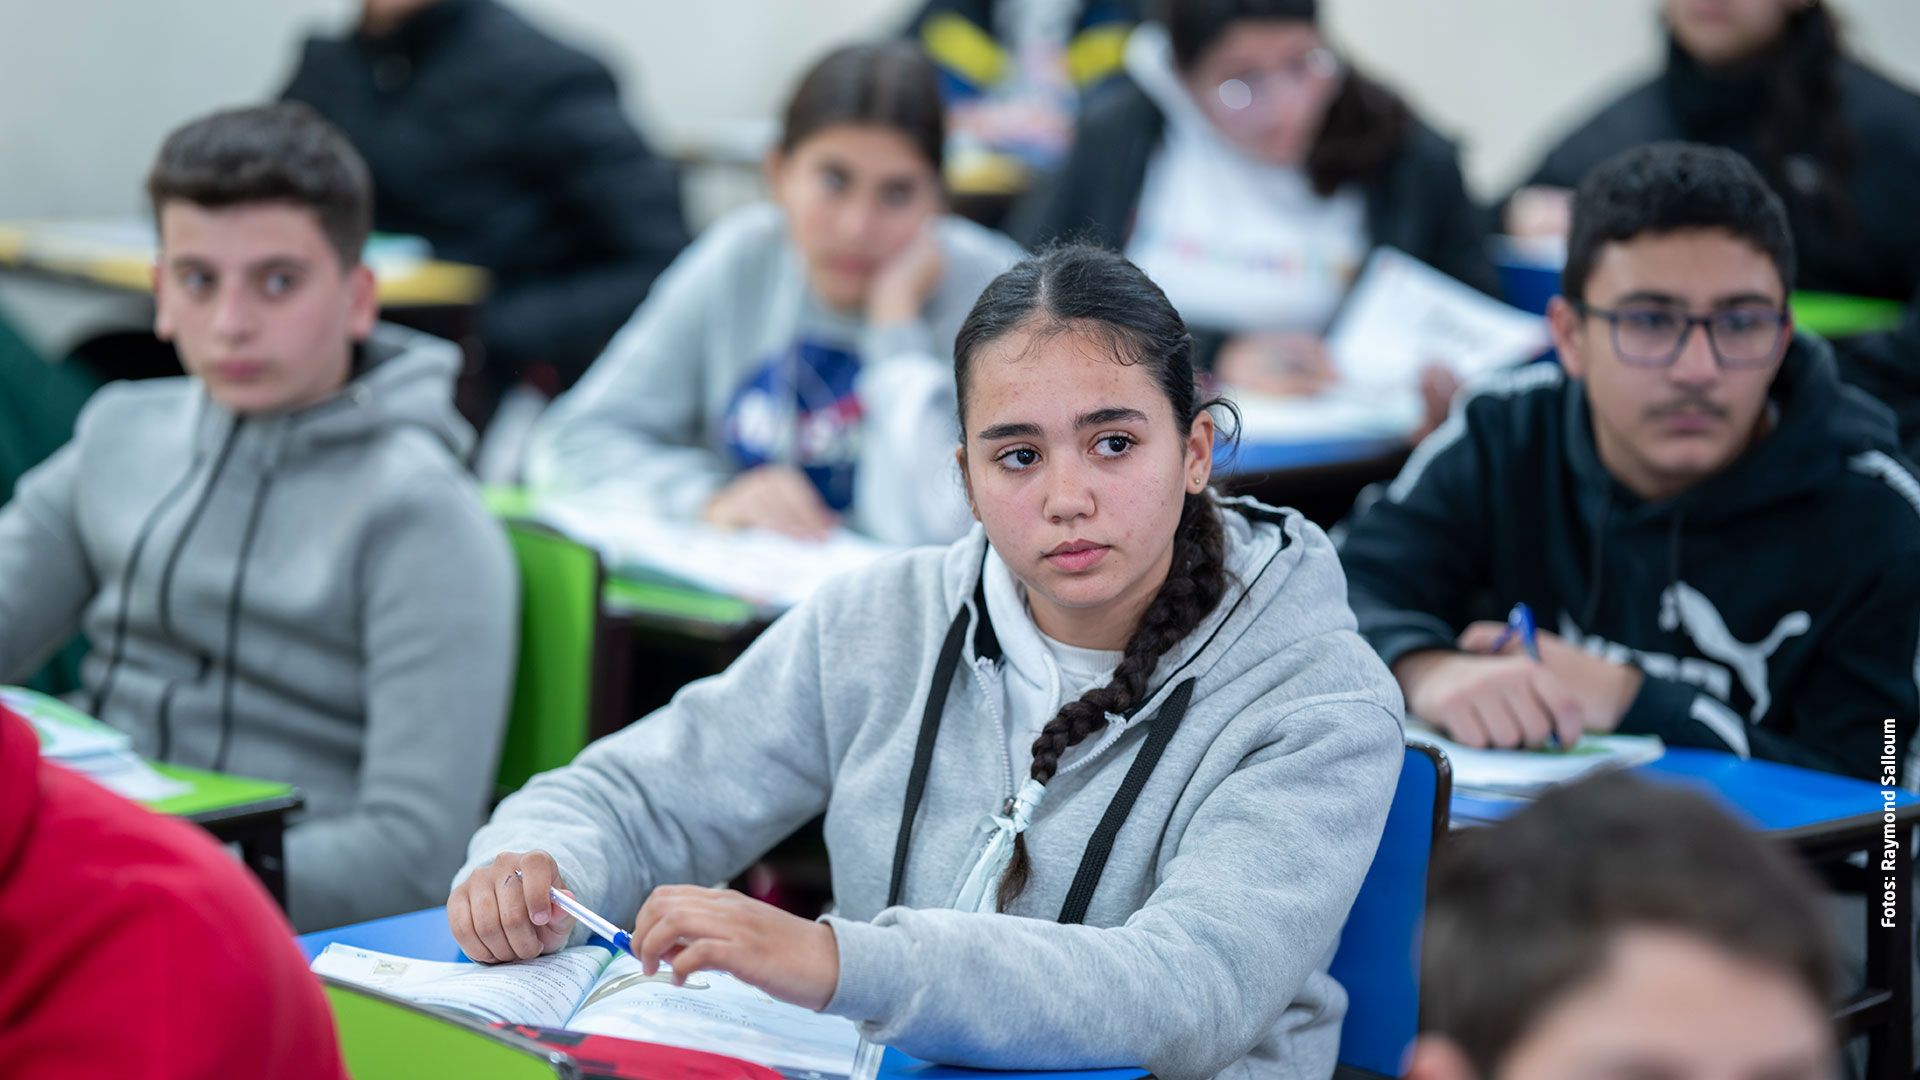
1336;337;1920;781
282;0;690;391
1516;38;1920;462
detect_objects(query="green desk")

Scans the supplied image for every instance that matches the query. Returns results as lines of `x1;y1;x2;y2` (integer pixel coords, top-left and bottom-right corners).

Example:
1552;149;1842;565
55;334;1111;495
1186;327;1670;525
145;764;302;910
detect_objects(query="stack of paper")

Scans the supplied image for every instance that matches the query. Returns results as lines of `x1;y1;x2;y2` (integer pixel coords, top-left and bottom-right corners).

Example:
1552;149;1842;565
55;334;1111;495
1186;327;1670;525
537;496;897;611
1408;720;1664;797
3;686;189;801
1232;246;1551;442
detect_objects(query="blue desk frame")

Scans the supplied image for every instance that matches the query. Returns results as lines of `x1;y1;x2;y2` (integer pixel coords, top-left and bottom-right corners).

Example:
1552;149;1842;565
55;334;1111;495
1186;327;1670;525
298;914;1148;1080
1453;748;1919;1080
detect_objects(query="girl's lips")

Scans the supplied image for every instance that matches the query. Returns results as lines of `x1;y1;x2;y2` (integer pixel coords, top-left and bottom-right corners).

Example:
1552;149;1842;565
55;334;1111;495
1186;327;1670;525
211;360;268;381
1045;544;1110;572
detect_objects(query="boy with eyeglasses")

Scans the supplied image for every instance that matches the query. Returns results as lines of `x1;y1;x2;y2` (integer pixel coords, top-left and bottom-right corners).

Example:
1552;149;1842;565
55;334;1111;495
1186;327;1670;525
1337;141;1920;781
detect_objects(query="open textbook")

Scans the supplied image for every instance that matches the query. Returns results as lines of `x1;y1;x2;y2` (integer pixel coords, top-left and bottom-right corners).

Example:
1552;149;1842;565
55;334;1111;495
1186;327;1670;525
536;495;896;611
3;685;188;801
1232;246;1551;442
1407;721;1665;797
312;942;877;1080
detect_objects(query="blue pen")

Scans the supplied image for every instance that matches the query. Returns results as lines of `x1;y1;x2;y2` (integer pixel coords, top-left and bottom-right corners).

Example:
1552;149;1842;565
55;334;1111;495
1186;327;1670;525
546;885;634;954
1486;602;1571;749
1488;601;1540;661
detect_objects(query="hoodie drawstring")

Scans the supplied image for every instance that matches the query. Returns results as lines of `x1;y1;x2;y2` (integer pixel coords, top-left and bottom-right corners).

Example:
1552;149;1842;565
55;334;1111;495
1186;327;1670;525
212;463;277;773
89;418;241;738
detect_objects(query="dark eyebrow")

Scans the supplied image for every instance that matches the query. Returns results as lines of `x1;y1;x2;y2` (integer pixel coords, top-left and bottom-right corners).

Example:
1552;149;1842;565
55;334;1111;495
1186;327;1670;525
1709;292;1783;309
975;421;1042;441
975;407;1150;443
1612;291;1687;307
1077;407;1149;429
248;256;311;275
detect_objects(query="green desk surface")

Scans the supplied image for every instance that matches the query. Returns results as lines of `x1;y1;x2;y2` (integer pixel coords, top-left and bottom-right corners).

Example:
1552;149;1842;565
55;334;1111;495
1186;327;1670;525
144;762;299;820
1791;291;1905;337
484;487;767;635
601;575;758;628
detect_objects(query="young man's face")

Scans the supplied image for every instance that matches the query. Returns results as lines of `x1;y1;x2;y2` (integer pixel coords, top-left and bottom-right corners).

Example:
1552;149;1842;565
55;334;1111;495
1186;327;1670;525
154;200;376;415
1549;228;1789;503
1410;927;1834;1080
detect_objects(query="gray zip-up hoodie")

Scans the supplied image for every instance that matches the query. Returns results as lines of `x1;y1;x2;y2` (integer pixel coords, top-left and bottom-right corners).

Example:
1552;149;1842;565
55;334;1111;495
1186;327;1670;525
0;324;518;931
523;201;1024;545
460;498;1403;1079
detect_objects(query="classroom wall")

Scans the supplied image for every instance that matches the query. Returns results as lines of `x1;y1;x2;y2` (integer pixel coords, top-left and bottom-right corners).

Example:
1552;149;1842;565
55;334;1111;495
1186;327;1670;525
2;0;1916;222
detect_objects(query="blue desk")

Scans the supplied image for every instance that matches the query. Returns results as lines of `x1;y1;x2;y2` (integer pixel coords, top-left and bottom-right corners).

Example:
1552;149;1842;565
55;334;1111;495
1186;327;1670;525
298;911;1148;1080
1216;435;1405;477
1451;747;1919;1080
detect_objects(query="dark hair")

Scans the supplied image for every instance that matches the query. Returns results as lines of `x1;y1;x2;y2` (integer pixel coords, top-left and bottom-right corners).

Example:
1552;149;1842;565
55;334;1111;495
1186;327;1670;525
953;245;1236;911
780;41;946;176
1421;772;1836;1074
1670;1;1856;227
1562;142;1796;304
1163;0;1410;196
146;102;372;269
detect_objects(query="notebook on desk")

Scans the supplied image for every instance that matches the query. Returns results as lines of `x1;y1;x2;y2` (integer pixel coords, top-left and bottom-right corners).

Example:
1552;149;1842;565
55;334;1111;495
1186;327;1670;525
1408;720;1664;797
314;941;877;1080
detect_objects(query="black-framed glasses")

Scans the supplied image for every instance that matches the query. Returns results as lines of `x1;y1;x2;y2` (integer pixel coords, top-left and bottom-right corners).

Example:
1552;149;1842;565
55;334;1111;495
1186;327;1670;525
1574;301;1789;369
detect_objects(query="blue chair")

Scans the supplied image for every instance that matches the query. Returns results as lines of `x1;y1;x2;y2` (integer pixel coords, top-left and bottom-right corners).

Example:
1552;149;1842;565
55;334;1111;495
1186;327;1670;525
1329;741;1451;1078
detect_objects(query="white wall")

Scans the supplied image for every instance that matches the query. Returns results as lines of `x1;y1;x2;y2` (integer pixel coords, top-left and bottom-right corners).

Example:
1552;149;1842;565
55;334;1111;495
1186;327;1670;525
2;0;1917;221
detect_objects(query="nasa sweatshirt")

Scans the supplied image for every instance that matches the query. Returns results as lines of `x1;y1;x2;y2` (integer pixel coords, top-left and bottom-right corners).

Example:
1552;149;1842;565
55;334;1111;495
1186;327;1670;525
1336;336;1920;783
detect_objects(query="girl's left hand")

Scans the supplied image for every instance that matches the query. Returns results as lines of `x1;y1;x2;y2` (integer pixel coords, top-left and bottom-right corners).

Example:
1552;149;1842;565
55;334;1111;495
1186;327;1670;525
631;885;841;1010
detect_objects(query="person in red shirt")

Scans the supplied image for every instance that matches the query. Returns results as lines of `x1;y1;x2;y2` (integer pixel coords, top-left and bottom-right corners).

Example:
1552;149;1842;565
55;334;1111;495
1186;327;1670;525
0;702;345;1078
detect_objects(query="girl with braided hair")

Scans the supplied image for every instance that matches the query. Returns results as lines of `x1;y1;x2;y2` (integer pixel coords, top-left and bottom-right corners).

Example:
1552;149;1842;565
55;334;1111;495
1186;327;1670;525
449;245;1404;1079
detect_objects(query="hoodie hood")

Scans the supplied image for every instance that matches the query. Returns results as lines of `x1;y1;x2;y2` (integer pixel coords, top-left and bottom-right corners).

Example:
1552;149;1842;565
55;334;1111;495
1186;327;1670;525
939;494;1335;739
189;322;472;467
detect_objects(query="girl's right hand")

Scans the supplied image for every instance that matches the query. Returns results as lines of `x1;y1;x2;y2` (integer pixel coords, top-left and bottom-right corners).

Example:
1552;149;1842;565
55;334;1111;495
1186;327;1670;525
448;850;576;963
866;224;943;327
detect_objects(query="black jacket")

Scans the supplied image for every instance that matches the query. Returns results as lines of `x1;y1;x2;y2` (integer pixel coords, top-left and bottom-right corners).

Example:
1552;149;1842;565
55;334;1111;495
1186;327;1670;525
1519;42;1920;461
283;0;690;388
1007;75;1498;366
1337;338;1920;782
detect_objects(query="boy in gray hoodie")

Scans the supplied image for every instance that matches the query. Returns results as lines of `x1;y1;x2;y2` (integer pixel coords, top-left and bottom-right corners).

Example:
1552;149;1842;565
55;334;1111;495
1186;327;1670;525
453;247;1402;1078
0;103;517;932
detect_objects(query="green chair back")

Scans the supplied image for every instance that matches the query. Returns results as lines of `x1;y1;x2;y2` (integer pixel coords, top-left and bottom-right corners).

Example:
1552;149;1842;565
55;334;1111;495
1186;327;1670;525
321;978;578;1079
497;521;604;798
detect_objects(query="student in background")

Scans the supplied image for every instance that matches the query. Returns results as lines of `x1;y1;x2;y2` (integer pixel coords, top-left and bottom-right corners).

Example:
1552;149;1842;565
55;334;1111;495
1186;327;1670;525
450;247;1403;1077
1010;0;1495;407
1509;0;1920;462
0;104;518;931
525;42;1023;546
0;703;346;1078
1410;772;1836;1080
283;0;691;422
1337;142;1920;780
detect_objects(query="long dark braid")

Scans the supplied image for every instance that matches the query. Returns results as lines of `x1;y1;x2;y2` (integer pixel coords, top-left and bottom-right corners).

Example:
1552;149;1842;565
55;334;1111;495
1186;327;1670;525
951;244;1240;911
997;491;1227;909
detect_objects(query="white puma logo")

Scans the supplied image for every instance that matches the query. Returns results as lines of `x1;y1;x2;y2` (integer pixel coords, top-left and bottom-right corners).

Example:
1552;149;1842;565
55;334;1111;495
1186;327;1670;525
1658;582;1810;723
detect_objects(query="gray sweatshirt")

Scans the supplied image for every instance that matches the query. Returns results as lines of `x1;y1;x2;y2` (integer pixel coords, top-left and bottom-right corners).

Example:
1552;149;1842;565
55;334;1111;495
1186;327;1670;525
0;325;518;931
523;202;1025;545
461;498;1403;1079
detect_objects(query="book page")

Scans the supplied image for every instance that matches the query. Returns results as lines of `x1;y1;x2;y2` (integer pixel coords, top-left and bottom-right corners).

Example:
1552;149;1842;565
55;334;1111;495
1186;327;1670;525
535;496;895;611
565;951;866;1079
312;943;612;1030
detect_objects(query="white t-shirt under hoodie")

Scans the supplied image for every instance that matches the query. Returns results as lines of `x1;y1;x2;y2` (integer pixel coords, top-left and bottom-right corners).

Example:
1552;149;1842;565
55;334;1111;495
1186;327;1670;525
1120;23;1369;335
